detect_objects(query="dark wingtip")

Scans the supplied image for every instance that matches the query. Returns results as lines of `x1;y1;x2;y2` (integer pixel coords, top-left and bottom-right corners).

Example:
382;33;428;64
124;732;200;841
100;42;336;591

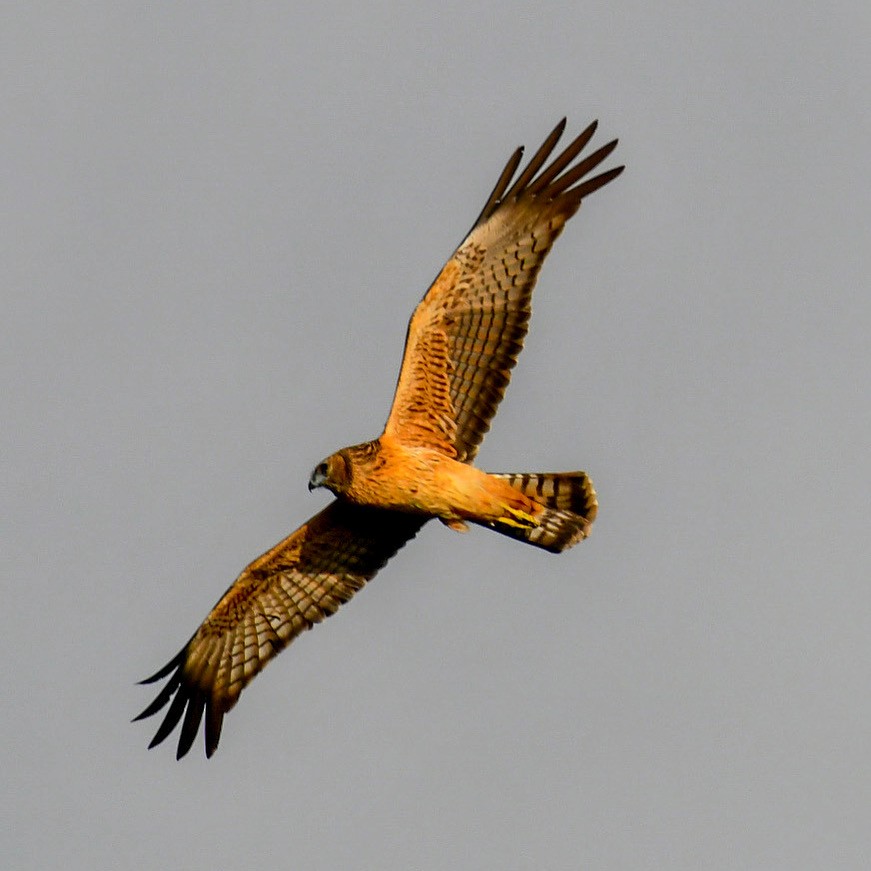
204;701;224;758
132;666;182;721
574;164;625;200
146;688;188;750
138;648;186;685
175;689;206;760
134;647;204;758
135;646;224;759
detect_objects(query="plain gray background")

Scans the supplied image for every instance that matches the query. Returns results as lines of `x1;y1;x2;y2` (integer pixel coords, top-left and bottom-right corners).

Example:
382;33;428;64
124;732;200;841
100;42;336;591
3;3;869;869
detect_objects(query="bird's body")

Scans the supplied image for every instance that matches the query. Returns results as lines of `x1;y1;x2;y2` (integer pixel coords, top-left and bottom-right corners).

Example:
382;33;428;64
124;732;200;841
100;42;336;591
315;438;542;528
136;118;623;758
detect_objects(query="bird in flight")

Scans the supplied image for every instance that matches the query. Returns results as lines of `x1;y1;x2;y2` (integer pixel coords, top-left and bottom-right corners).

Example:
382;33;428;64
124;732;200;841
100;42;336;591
135;118;623;759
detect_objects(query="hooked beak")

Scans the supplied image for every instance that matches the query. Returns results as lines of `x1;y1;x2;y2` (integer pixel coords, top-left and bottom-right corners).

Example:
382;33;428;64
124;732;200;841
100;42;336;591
308;468;326;492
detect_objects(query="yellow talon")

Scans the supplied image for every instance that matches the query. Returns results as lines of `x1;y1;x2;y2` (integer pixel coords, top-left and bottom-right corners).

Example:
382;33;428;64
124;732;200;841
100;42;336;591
500;506;539;529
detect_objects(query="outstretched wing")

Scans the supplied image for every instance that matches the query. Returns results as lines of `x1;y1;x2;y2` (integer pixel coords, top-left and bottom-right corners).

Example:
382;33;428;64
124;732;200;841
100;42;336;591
383;119;623;462
134;502;426;759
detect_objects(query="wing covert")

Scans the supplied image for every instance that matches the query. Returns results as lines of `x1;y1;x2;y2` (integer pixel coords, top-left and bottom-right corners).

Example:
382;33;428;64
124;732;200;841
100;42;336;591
383;119;623;462
134;501;426;759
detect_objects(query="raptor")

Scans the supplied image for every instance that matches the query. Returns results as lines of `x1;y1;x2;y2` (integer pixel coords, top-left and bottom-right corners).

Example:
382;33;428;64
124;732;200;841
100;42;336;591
135;119;623;758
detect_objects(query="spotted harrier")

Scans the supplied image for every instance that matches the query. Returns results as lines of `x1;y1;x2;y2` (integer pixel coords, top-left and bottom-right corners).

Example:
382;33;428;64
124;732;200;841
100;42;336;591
135;119;623;758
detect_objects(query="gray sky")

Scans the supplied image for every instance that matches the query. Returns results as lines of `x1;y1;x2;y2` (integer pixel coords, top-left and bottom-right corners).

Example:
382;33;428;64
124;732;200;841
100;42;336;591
3;3;870;869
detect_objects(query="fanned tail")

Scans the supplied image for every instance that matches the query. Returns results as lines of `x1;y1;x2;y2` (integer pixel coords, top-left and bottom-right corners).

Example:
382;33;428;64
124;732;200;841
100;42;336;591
488;471;597;553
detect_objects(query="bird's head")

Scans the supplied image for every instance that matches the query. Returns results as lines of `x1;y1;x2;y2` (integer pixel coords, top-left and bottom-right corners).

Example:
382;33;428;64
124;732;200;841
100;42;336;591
308;451;352;495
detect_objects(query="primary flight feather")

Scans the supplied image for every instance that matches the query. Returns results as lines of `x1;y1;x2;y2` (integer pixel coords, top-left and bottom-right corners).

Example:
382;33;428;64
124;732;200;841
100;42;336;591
135;119;623;758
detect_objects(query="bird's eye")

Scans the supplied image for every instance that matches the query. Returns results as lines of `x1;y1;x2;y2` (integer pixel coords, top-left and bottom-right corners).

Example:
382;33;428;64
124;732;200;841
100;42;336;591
317;462;328;477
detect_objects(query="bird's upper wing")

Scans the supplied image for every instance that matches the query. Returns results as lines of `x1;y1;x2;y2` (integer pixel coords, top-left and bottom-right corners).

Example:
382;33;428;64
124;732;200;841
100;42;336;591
383;119;623;462
134;501;426;759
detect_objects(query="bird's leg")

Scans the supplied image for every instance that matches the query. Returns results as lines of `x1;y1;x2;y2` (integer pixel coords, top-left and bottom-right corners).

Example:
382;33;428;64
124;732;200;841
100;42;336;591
499;505;540;530
440;517;470;533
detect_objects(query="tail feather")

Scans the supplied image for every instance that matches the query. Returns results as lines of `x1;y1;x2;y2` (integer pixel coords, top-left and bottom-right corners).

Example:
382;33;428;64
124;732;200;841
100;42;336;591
488;471;597;553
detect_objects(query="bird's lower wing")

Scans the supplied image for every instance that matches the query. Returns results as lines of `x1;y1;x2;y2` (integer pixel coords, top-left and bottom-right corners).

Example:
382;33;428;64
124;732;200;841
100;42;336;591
134;501;426;759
